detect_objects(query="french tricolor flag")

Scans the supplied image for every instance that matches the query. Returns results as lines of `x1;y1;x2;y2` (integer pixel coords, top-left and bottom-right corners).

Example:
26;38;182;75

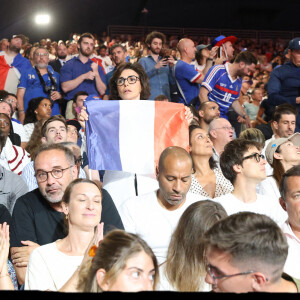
85;100;189;174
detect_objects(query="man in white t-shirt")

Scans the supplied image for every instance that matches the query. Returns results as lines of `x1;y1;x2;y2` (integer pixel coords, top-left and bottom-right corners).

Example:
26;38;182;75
279;165;300;279
119;146;206;264
213;138;287;226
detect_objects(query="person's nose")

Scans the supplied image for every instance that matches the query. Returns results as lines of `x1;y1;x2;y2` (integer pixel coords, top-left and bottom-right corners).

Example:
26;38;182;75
172;180;182;193
46;172;56;185
86;199;96;210
141;277;153;291
205;271;214;285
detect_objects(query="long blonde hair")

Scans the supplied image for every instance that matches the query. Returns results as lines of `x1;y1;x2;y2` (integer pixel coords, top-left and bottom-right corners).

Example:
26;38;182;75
164;200;227;291
77;230;159;292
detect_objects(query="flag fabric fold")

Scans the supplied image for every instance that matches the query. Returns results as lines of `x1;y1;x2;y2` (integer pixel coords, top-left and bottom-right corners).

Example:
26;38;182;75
85;100;189;174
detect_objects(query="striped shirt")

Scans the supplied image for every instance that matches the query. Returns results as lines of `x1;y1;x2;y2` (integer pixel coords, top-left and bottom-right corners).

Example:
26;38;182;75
201;62;242;118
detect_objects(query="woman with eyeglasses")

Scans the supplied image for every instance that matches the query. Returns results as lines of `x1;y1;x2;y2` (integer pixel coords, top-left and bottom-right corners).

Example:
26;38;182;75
24;178;103;291
257;133;300;204
188;125;233;199
78;62;194;209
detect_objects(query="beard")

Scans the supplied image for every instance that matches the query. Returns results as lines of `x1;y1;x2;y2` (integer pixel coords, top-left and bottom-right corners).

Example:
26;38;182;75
57;53;67;60
150;45;161;55
8;44;21;53
35;63;48;69
43;188;64;204
79;47;93;57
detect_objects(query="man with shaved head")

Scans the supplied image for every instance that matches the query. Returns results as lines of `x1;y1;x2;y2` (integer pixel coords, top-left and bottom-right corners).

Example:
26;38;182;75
175;38;217;108
119;146;206;264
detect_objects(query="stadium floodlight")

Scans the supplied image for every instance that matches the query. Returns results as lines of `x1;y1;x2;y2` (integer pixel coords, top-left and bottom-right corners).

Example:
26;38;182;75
35;14;50;25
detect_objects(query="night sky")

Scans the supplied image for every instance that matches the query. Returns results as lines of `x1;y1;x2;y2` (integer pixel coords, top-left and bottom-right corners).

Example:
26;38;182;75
0;0;299;43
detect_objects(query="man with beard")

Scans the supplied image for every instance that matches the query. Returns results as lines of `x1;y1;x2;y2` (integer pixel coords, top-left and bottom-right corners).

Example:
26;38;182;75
49;43;69;74
138;31;175;100
0;34;31;95
60;33;106;119
10;142;124;286
119;146;206;265
199;50;257;120
60;32;106;102
198;101;220;132
102;43;127;100
17;47;62;124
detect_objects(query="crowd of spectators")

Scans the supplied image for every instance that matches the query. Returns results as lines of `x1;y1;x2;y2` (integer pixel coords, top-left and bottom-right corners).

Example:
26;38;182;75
0;29;299;294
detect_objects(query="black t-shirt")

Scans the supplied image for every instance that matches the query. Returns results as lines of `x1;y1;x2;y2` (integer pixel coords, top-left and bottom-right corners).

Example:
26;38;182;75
10;188;124;247
0;204;12;225
260;98;275;123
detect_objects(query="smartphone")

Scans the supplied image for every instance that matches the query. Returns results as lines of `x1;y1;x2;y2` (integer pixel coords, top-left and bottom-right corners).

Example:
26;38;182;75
75;106;82;114
218;47;222;58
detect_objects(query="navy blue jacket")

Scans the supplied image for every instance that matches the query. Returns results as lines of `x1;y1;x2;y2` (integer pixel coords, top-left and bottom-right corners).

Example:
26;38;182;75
267;61;300;132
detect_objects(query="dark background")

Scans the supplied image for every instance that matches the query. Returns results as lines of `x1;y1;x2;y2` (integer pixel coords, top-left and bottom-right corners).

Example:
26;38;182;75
0;0;299;42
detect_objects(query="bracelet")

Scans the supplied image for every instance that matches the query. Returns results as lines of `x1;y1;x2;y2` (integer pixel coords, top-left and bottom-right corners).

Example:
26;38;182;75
207;58;214;61
18;110;24;112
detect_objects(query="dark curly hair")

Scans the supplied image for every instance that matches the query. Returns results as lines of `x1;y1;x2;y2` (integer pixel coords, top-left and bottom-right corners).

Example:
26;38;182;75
24;97;53;125
109;62;151;100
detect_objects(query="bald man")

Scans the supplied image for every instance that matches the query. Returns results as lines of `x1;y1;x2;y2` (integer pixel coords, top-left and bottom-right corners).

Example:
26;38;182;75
208;117;235;167
175;38;217;109
119;146;206;264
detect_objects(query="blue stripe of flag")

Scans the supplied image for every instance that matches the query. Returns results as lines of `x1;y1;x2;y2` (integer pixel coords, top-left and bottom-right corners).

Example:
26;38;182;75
85;100;122;171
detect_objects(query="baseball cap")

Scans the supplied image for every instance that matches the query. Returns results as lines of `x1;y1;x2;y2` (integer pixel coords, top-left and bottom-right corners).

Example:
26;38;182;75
211;35;237;47
288;37;300;50
265;132;300;165
11;34;26;45
196;44;210;52
66;118;81;132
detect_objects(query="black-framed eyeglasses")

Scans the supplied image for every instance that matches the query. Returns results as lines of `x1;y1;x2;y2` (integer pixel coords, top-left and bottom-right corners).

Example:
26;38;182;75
35;166;74;183
205;262;255;284
116;75;140;86
242;152;265;163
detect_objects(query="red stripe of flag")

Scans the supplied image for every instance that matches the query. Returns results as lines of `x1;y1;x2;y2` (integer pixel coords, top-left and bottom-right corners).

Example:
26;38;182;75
154;102;189;170
215;84;239;95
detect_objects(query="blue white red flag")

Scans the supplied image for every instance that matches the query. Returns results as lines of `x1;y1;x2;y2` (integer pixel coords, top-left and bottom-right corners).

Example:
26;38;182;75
85;100;189;174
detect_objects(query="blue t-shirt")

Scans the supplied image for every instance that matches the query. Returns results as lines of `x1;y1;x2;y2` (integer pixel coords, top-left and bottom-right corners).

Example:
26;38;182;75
18;65;61;115
60;56;106;100
201;62;242;119
175;60;202;107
